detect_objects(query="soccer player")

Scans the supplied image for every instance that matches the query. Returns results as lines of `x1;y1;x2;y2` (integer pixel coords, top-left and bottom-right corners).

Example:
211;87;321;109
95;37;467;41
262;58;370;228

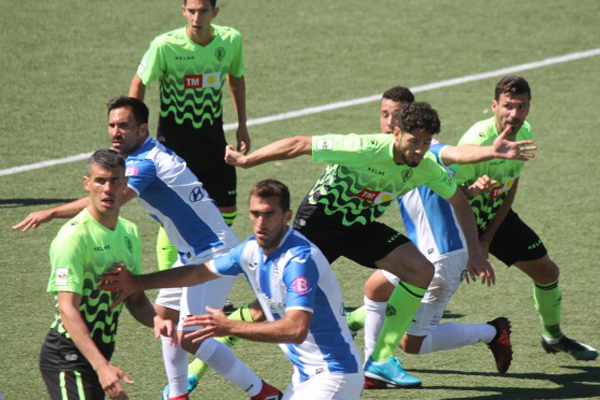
450;76;597;361
39;149;172;400
223;101;504;386
14;97;280;400
101;179;364;400
347;87;527;388
129;0;248;276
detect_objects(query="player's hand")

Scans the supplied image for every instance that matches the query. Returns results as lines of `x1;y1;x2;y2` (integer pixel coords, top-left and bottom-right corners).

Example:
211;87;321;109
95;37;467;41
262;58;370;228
224;144;246;167
236;123;251;154
492;125;537;161
465;252;495;287
153;315;177;345
97;363;133;400
466;175;498;197
182;306;232;343
99;264;139;308
12;209;55;232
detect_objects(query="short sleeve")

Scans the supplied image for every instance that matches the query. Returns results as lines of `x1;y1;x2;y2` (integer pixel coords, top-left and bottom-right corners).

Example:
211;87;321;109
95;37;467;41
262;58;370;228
312;134;382;167
283;255;319;312
423;159;457;200
228;32;244;77
212;243;245;276
126;159;157;195
47;234;85;294
137;39;166;85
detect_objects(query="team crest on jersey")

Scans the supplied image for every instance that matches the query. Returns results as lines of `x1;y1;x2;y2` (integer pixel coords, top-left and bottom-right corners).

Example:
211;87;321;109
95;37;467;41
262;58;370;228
56;268;69;286
316;139;333;150
292;275;310;295
215;47;226;61
401;169;413;182
358;188;394;204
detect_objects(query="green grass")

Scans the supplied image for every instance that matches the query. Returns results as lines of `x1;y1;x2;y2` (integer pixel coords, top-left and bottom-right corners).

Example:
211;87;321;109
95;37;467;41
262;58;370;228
1;0;599;398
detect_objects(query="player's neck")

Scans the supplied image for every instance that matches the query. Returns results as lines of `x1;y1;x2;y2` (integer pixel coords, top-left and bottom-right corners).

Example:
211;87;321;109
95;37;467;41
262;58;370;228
87;205;119;231
187;25;215;46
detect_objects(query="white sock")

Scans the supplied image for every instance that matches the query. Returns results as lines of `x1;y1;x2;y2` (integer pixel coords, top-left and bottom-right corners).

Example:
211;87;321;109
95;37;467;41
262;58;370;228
419;322;497;355
364;295;388;361
195;338;263;397
161;335;189;397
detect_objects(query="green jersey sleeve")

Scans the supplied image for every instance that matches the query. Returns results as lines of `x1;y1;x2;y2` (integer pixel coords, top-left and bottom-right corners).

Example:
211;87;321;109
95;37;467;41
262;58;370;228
421;156;458;200
137;37;166;85
47;230;86;295
227;28;244;78
312;133;391;167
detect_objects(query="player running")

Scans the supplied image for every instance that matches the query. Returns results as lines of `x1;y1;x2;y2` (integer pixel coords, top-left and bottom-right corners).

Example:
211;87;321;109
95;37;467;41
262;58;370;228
101;179;363;400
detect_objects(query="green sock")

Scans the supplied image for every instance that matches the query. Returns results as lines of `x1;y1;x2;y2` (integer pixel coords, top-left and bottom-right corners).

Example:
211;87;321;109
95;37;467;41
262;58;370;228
221;210;238;227
347;306;366;332
370;281;426;361
156;226;178;271
534;280;562;338
188;304;254;379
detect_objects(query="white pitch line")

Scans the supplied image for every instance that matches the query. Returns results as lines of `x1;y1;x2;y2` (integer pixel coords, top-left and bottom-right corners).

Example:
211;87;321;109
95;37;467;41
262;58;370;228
3;47;600;178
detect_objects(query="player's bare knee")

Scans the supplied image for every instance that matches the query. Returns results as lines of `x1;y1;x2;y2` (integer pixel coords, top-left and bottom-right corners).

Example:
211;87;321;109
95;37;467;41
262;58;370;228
364;271;394;302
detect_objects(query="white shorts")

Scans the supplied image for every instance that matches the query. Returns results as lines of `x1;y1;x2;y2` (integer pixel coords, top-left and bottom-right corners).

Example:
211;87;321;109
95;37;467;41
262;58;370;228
153;246;239;331
282;371;363;400
382;251;468;337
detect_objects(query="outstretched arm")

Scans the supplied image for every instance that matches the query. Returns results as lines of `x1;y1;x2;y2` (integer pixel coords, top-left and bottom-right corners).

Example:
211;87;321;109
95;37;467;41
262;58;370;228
100;262;219;307
225;136;312;168
183;307;312;345
440;125;536;165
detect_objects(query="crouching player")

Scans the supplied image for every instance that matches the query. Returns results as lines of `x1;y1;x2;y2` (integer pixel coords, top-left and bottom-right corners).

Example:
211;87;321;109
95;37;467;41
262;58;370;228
101;180;363;399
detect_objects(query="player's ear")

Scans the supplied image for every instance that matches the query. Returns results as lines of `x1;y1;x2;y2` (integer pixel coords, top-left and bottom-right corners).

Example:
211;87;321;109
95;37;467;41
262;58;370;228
140;123;149;136
284;209;292;224
83;175;90;192
491;100;498;113
393;126;401;138
212;7;219;18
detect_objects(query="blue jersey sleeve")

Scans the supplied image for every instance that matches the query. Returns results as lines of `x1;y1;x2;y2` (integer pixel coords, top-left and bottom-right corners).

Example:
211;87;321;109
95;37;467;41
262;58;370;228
212;242;245;276
283;252;319;312
125;159;157;195
428;143;448;166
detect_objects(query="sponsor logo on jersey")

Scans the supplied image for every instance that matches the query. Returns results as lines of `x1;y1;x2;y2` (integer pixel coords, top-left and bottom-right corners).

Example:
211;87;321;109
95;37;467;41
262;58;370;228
215;47;226;61
292;275;310;295
125;166;139;177
184;73;221;89
65;353;78;361
189;187;204;202
358;188;395;204
489;177;515;199
316;139;333;150
367;167;385;176
56;268;69;286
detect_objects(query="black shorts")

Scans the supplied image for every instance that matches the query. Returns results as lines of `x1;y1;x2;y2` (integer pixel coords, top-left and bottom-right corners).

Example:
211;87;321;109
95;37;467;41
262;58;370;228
40;368;104;400
488;209;548;266
158;119;237;208
293;203;410;269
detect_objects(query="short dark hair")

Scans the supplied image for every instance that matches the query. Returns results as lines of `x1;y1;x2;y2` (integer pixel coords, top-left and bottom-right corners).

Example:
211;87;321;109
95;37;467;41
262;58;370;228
399;102;441;135
86;149;125;176
495;76;531;101
382;86;415;104
184;0;216;7
106;96;149;126
249;179;291;212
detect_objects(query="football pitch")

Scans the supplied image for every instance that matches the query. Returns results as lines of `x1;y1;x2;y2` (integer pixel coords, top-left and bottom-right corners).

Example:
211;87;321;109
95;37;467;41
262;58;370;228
1;0;599;398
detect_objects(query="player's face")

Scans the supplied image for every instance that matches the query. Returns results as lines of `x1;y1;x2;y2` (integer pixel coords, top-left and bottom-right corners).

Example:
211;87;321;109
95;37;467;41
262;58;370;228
182;0;218;37
492;92;530;137
380;99;404;133
393;128;433;167
84;165;128;218
108;107;148;156
249;195;292;256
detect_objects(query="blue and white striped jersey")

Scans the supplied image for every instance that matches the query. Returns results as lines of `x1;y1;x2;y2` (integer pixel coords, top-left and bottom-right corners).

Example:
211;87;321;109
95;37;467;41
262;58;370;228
211;228;361;381
124;136;238;263
398;143;467;261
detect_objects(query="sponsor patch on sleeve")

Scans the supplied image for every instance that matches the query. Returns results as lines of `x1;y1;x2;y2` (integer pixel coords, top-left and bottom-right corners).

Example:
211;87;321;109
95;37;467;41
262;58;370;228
56;268;69;286
125;166;139;177
316;139;333;150
292;275;311;295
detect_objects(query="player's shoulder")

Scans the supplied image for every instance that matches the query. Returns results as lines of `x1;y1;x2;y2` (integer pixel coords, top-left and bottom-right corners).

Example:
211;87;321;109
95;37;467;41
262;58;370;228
517;121;533;140
150;27;188;46
213;24;242;41
53;211;94;245
117;217;139;236
459;117;497;146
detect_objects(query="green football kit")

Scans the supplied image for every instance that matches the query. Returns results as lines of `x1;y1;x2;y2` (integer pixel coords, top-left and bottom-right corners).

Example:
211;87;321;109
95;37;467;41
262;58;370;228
293;133;458;361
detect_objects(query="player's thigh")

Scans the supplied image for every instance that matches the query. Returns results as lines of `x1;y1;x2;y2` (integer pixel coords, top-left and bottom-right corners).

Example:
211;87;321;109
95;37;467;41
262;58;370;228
407;252;468;337
283;373;363;400
489;209;548;266
372;238;433;288
41;369;104;400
